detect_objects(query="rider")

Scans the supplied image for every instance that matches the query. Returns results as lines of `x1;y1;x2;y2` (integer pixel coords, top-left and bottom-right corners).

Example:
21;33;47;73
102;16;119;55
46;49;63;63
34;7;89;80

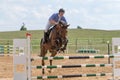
44;8;67;43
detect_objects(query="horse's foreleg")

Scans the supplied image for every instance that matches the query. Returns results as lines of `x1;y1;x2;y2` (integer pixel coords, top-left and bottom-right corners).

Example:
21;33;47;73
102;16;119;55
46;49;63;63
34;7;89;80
61;39;68;52
63;39;68;49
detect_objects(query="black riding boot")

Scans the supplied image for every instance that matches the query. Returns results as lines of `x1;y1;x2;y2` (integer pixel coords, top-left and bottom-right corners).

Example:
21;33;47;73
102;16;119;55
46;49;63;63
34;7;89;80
43;32;48;43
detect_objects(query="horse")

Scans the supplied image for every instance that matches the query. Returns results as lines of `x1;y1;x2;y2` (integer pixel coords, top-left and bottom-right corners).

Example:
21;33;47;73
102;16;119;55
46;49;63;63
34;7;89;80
40;21;69;74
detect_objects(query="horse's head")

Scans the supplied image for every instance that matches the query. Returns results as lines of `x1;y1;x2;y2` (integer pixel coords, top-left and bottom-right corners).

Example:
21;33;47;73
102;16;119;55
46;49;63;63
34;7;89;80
54;21;69;30
57;21;70;38
52;21;69;39
59;21;69;29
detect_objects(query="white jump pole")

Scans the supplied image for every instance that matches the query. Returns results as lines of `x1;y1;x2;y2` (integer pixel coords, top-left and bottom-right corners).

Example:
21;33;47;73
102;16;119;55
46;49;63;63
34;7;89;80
26;33;31;80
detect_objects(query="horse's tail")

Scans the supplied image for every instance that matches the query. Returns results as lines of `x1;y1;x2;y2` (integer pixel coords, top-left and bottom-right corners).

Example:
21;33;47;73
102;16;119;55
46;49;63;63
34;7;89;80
40;38;44;49
40;38;43;44
39;38;43;56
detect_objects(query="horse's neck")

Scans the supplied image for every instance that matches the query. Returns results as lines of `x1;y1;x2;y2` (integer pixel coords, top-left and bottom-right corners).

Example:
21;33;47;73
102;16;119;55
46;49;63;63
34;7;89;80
49;28;58;39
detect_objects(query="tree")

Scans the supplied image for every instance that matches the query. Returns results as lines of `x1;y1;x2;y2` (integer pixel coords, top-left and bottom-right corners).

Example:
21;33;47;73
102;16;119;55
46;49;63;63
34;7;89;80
77;25;82;29
20;23;27;31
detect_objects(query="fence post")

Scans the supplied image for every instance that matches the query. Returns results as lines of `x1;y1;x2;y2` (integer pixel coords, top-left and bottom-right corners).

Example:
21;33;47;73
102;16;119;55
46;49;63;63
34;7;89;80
26;33;31;80
107;41;110;63
75;38;78;51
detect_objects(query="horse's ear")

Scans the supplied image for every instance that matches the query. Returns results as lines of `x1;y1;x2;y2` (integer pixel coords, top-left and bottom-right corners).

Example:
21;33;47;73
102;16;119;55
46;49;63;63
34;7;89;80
66;24;70;27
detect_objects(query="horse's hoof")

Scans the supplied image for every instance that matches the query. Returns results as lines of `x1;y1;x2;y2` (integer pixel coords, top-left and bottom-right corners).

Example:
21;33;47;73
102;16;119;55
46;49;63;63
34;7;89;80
31;58;34;61
48;69;52;73
57;50;61;53
48;70;51;73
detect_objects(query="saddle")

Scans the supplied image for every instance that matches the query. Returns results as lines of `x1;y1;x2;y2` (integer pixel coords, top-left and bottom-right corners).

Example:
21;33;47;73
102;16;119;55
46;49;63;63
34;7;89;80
46;26;56;39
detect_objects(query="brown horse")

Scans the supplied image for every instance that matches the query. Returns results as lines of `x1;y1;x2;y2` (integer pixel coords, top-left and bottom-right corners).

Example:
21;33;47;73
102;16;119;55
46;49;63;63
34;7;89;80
40;21;69;74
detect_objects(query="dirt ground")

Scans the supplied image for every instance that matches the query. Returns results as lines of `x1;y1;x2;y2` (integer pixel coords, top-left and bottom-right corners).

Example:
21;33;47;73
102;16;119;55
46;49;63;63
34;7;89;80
0;53;114;80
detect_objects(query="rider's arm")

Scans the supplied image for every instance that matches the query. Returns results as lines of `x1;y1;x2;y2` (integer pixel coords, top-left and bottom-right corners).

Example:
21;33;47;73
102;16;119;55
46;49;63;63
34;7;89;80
49;13;58;25
61;17;67;24
49;20;57;25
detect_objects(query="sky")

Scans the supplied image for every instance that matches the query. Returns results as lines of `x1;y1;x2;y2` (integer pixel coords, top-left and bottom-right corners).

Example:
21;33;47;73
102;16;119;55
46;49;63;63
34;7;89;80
0;0;120;31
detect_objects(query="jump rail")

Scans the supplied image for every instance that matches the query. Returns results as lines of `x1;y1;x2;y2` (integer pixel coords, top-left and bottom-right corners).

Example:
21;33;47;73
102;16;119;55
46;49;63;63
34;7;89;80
32;64;113;69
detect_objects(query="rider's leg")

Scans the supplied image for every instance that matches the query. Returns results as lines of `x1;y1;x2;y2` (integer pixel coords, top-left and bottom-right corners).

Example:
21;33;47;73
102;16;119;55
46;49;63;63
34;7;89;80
43;32;48;43
44;22;52;43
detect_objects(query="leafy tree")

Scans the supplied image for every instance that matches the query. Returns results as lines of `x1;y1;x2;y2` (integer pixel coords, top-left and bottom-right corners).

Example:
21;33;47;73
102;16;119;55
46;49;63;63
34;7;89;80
77;25;82;29
20;23;27;31
77;26;82;29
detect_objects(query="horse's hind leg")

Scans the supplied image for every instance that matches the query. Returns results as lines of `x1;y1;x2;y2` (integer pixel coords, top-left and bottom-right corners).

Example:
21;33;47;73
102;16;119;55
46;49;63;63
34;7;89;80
40;48;47;74
49;51;57;73
40;51;47;74
41;59;45;74
40;39;47;74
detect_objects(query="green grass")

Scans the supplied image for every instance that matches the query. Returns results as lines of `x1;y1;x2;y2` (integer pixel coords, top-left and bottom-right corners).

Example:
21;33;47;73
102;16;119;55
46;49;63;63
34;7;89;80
0;29;120;54
0;29;120;40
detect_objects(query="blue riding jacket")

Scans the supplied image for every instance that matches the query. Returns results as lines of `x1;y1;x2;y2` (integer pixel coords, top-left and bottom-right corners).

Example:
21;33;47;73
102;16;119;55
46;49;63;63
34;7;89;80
49;13;67;23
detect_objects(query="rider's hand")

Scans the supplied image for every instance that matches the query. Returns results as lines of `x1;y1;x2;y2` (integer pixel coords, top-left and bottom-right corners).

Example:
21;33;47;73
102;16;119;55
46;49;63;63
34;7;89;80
50;20;58;25
55;22;58;25
60;20;67;25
